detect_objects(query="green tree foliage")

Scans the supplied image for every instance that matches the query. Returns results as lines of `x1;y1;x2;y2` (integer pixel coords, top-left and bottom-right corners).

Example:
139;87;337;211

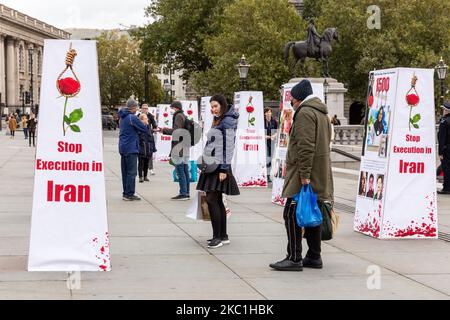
302;0;325;20
314;0;450;100
97;31;163;108
192;0;304;100
136;0;233;81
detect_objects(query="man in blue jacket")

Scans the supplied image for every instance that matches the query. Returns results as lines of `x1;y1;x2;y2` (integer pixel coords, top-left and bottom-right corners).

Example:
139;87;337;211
119;98;149;201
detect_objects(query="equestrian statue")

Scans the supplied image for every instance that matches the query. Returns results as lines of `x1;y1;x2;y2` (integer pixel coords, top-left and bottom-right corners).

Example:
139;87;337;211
284;19;340;78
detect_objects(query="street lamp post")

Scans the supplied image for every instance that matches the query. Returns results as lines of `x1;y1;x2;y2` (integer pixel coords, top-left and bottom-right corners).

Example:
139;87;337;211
29;47;34;113
0;92;2;131
144;60;150;104
236;55;251;91
323;78;330;105
435;57;448;109
163;82;172;104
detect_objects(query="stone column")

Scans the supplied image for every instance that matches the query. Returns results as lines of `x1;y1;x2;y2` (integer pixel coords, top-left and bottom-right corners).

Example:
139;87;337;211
6;37;17;108
0;35;5;105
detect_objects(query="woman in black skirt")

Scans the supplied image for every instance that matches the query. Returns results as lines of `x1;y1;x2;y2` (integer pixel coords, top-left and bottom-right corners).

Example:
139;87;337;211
197;95;240;249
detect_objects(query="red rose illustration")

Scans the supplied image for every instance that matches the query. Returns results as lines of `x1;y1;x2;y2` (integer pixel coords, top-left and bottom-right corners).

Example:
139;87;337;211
246;96;256;127
57;44;83;136
163;113;169;118
57;77;80;96
187;109;193;116
368;95;374;107
406;73;421;131
406;93;420;106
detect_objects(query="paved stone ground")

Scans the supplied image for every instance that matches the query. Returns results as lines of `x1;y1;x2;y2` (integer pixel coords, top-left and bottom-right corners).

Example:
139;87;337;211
0;130;450;300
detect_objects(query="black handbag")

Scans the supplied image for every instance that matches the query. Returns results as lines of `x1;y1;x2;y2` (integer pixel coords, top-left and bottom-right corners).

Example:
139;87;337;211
197;156;219;173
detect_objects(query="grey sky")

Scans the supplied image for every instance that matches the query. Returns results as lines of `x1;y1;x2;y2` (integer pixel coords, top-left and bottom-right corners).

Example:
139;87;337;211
1;0;152;29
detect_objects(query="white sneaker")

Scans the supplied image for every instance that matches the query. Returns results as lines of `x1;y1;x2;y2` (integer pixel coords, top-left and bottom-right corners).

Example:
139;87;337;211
150;170;155;175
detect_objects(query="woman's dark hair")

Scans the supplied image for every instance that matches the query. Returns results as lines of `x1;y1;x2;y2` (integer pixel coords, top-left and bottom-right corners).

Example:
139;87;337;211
210;95;229;126
264;107;272;114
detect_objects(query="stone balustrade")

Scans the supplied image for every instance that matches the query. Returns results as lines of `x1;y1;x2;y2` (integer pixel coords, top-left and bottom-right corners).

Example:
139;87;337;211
333;125;365;145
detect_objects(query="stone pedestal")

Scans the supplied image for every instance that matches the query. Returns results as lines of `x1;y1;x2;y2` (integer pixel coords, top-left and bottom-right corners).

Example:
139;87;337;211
289;77;348;124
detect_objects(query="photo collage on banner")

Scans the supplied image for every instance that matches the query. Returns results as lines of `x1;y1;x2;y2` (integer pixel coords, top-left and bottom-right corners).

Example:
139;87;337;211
232;91;267;187
271;82;324;206
354;68;438;239
28;40;110;271
155;104;173;161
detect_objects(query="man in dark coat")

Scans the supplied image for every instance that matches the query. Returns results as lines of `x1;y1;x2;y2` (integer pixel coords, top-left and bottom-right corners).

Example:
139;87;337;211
438;101;450;194
270;79;334;271
264;107;278;182
162;101;191;200
118;98;149;201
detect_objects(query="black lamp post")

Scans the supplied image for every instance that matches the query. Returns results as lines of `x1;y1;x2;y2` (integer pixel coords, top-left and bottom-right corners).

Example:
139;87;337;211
0;92;2;131
29;47;34;111
144;60;150;104
323;78;330;105
236;55;251;91
435;57;448;109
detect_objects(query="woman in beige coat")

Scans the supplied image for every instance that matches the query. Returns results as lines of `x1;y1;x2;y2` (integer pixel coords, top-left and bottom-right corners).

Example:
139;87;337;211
8;115;17;139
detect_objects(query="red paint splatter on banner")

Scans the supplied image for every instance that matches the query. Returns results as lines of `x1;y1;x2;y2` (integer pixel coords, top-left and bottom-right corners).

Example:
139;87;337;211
92;232;111;271
354;203;382;238
382;193;437;238
272;194;286;206
240;178;267;187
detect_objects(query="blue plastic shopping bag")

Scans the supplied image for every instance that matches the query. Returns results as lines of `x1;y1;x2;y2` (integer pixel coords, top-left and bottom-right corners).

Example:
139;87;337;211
293;184;323;228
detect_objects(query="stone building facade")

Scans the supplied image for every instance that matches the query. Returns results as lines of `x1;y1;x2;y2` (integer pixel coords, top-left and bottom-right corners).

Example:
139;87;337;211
0;4;70;115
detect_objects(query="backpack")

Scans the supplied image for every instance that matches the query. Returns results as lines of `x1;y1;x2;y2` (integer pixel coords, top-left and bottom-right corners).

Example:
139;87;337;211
184;117;202;146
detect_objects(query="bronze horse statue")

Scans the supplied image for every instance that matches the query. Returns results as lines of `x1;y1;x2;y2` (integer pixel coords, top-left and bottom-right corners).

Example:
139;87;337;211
284;27;340;78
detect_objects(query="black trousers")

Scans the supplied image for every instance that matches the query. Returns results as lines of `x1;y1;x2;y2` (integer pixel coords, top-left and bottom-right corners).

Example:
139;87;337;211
442;153;450;191
284;198;322;262
138;157;150;178
206;191;227;239
29;129;36;146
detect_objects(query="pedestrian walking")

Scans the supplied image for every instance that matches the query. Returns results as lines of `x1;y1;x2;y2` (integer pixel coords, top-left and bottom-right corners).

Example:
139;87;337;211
161;101;192;201
118;98;149;201
22;115;29;140
331;114;341;126
5;114;10;136
264;107;278;182
197;95;240;249
8;114;17;139
28;113;37;147
438;101;450;194
139;103;158;176
270;79;334;271
138;114;157;183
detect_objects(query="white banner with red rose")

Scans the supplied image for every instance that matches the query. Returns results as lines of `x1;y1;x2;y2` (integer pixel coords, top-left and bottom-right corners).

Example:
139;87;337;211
181;100;202;161
28;40;110;271
232;91;268;187
354;68;438;239
155;104;173;161
271;82;324;206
